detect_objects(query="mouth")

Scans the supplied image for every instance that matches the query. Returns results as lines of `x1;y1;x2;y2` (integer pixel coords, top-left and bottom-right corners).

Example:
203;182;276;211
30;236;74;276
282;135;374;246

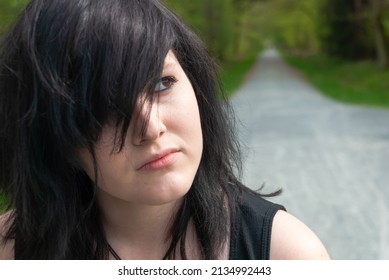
137;149;180;171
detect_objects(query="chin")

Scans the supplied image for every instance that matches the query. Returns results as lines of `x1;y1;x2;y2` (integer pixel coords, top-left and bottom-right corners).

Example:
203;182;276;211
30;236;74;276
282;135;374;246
138;178;193;206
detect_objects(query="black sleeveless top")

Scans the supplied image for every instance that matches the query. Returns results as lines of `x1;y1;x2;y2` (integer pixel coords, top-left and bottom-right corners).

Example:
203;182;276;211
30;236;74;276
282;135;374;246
229;190;285;260
13;189;284;260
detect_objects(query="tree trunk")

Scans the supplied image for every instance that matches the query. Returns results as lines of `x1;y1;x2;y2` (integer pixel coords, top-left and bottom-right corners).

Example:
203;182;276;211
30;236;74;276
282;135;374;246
372;0;388;68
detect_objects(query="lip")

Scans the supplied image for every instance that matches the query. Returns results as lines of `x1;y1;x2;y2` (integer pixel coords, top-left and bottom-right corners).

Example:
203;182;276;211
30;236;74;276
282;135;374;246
137;149;180;171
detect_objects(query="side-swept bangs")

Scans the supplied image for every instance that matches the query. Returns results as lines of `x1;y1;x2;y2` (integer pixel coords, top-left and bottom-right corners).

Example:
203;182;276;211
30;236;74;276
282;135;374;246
65;0;176;150
6;0;177;157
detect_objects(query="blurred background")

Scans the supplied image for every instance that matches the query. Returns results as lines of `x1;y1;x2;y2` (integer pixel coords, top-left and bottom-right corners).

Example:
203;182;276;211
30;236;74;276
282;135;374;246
165;0;389;103
2;0;387;99
1;0;389;259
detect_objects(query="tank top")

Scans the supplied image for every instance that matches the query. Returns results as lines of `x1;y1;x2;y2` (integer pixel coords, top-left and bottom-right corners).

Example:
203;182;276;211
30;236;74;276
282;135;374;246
229;190;285;260
13;189;284;259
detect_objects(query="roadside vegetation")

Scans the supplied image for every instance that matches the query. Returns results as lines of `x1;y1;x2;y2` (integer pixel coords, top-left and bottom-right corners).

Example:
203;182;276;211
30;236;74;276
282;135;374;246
0;0;29;34
286;55;389;108
0;190;8;213
220;54;258;98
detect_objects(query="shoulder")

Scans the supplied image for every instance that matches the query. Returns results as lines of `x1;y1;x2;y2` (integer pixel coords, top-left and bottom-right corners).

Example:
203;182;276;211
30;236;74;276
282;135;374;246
0;211;14;260
270;210;330;259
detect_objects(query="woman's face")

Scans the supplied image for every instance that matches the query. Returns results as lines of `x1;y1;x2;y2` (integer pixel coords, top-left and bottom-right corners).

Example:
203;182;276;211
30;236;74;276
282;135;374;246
79;51;203;206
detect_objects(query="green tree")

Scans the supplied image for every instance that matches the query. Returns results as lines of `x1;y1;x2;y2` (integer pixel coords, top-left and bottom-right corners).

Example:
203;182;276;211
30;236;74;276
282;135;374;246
0;0;29;34
371;0;389;68
230;0;264;58
248;0;321;54
319;0;376;59
165;0;235;62
319;0;389;67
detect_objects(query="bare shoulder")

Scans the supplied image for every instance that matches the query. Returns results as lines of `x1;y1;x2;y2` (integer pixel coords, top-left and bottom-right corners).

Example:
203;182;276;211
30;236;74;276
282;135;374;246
270;210;330;260
0;211;14;260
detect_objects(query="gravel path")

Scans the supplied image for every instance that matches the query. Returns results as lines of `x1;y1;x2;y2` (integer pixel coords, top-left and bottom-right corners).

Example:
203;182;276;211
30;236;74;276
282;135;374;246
231;48;389;259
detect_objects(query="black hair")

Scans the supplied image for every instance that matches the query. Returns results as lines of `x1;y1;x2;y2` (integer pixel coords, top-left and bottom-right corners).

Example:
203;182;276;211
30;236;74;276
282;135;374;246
1;0;251;259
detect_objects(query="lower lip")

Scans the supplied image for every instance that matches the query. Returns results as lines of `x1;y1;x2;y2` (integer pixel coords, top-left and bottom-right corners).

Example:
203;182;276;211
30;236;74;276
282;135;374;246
140;152;179;171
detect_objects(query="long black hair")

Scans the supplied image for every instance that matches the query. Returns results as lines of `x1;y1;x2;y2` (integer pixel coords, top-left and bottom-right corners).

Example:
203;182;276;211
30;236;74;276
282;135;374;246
0;0;246;259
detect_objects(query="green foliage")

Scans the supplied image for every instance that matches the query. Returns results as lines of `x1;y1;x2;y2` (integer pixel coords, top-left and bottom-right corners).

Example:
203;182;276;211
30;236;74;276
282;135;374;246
384;10;389;32
165;0;234;61
0;0;29;34
278;0;320;52
164;0;263;62
249;0;321;54
220;54;258;97
0;190;9;214
319;0;375;60
286;54;389;107
230;0;266;59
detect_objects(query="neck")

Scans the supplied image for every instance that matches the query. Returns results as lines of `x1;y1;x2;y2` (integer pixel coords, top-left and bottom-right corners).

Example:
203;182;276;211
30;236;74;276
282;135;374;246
97;190;181;259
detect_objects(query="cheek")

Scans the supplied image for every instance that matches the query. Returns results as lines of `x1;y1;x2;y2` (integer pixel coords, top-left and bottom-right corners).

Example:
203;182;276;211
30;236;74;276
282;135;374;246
77;135;129;185
176;92;202;139
181;96;203;160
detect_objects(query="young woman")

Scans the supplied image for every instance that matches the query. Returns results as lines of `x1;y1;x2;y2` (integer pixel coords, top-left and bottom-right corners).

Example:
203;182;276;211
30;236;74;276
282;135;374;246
0;0;329;260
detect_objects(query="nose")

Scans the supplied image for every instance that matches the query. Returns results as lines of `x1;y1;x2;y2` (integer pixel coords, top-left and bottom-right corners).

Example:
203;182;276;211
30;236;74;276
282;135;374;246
132;101;166;145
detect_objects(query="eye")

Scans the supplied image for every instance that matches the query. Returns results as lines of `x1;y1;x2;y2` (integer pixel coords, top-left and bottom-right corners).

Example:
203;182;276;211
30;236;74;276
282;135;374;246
154;76;177;93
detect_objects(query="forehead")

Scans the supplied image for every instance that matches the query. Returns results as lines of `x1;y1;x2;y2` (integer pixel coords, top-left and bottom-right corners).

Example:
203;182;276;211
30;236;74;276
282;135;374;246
164;50;179;68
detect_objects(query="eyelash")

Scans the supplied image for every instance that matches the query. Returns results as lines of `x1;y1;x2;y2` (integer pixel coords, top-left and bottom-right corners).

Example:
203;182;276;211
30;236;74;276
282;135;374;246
154;76;178;93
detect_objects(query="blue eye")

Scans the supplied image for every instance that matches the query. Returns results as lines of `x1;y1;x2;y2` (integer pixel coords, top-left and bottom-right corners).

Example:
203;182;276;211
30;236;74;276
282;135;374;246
154;76;177;92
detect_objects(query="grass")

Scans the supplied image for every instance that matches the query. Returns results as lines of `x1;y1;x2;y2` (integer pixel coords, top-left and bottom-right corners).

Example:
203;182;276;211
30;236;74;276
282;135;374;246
285;54;389;108
220;54;258;98
0;190;8;214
